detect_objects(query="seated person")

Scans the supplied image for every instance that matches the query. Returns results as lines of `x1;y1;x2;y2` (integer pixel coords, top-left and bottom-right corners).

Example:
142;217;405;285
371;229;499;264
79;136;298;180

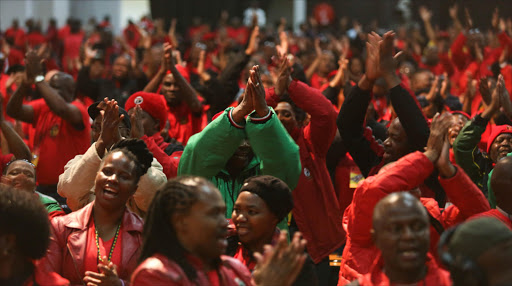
348;192;451;285
338;113;490;284
439;217;512;286
470;155;512;228
124;92;184;178
3;159;64;218
131;176;307;286
58;99;167;217
41;139;152;285
0;186;69;286
229;175;318;286
6;50;91;208
178;66;301;221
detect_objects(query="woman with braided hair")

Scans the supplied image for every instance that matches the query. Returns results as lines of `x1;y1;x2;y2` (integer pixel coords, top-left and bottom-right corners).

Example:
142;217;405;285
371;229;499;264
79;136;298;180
41;138;153;286
131;176;309;286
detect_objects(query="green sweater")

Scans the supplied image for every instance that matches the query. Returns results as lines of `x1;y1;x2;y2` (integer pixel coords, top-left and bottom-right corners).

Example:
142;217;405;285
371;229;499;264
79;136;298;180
453;114;494;206
178;107;301;218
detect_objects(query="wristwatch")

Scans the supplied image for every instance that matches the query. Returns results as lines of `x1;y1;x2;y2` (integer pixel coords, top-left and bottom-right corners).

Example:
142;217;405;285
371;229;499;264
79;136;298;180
34;75;44;83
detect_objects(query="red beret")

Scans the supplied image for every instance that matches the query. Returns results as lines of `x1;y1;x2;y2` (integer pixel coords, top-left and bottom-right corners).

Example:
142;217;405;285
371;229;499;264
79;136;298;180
125;92;168;131
487;125;512;154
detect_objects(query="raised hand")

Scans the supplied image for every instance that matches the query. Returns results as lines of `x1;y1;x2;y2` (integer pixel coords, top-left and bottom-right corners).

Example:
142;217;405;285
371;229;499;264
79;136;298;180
425;112;453;163
252;231;307;286
130;105;145;139
419;6;432;23
436;130;457;178
24;50;44;83
275;57;293;97
232;77;255;124
96;99;123;157
479;77;492;105
365;32;381;82
245;26;260;56
276;30;289;58
249;65;270;117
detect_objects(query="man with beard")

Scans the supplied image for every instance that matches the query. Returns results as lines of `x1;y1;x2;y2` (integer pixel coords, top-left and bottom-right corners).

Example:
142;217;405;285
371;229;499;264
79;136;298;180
347;192;451;285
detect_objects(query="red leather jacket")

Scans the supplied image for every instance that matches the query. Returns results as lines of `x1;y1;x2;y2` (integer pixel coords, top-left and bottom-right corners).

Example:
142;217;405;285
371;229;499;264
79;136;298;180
337;152;490;285
131;253;252;286
353;254;451;286
41;202;143;285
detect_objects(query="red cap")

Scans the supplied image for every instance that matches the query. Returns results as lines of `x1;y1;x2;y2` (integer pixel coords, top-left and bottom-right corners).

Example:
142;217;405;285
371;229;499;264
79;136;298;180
125;92;168;131
487;125;512;154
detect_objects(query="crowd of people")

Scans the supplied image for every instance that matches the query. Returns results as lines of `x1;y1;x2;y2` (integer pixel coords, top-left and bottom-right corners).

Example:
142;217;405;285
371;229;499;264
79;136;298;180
1;1;512;285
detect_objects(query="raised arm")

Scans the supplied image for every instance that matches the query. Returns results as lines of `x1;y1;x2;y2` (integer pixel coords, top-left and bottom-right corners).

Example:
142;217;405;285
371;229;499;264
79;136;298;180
419;6;436;44
379;31;430;152
245;66;301;190
6;83;34;123
337;32;384;177
0;95;31;161
177;78;256;178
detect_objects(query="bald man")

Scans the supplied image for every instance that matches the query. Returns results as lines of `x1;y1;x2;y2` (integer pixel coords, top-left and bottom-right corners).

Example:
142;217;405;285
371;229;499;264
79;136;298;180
470;156;512;229
338;113;490;285
348;192;451;285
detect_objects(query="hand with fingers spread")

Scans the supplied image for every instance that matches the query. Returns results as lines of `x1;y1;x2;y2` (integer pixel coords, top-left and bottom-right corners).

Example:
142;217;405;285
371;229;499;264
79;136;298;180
249;65;270;118
378;31;402;88
96;99;123;158
425;112;454;163
252;231;307;286
83;256;122;286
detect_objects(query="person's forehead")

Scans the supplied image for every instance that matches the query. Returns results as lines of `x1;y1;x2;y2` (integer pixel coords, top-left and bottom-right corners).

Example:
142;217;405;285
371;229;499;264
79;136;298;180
163;74;175;82
380;205;427;224
496;133;512;141
236;191;265;207
275;102;293;111
7;161;35;173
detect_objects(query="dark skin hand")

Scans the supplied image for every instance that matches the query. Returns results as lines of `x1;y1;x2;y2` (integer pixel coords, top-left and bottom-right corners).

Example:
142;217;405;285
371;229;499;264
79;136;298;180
84;256;122;286
130;105;145;139
249;65;270;117
96;99;123;158
275;57;293;97
424;112;453;163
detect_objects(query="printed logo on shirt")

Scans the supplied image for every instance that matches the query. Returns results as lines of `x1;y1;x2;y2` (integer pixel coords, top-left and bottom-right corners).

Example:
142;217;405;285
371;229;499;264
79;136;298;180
134;96;144;105
304;167;311;178
49;125;59;137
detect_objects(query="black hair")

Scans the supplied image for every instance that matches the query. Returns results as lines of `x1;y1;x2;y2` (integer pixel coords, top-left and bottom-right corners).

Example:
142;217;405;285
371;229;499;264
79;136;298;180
239;175;293;222
0;185;50;259
139;176;216;281
278;92;307;123
3;159;35;175
109;139;153;184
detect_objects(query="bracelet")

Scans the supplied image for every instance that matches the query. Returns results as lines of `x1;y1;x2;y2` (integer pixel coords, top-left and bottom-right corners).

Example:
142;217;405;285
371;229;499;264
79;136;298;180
250;108;272;122
228;109;245;129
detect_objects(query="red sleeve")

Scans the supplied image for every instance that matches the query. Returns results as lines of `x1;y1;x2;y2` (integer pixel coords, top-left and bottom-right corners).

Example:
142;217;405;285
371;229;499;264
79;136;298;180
439;166;490;227
501;65;512;99
498;31;512;52
264;87;279;108
450;32;470;71
141;135;181;179
288;80;338;155
27;98;46;127
348;152;434;244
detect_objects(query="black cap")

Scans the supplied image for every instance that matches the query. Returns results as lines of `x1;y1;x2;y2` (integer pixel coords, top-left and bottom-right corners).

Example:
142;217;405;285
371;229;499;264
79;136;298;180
88;101;131;129
239;175;293;221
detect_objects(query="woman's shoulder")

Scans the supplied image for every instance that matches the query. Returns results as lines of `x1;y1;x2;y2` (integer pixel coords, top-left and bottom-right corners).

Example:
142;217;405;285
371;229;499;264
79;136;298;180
131;254;183;285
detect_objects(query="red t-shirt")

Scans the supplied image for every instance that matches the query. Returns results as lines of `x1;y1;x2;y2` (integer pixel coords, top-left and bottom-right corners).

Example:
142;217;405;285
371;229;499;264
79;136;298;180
84;219;123;274
7;47;24;67
62;33;84;73
166;102;207;146
26;32;46;48
29;99;91;185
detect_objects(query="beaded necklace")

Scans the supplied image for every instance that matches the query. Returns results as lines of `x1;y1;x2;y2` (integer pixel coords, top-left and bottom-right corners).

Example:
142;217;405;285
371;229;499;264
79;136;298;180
95;223;121;264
